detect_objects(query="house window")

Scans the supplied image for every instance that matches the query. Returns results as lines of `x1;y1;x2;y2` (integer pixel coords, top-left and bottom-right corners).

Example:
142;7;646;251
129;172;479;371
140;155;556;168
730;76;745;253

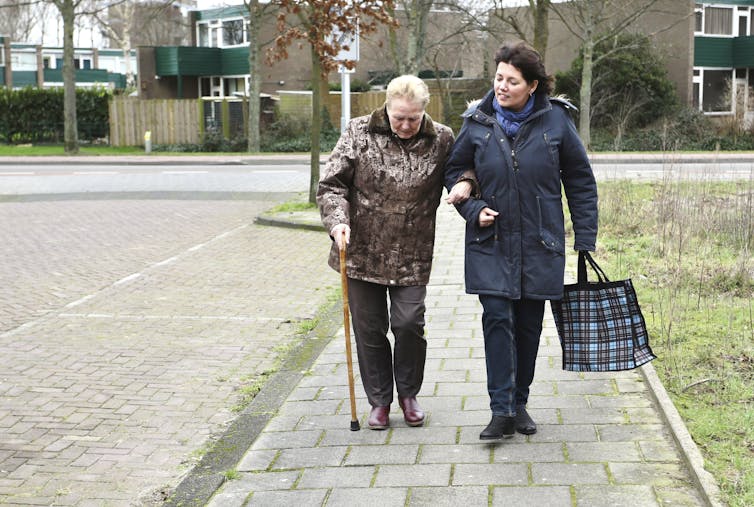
199;24;209;47
43;56;51;69
198;22;222;47
738;9;749;36
702;69;732;113
695;5;703;33
224;77;247;97
223;19;245;46
74;57;92;70
692;68;701;110
704;6;733;35
11;52;37;70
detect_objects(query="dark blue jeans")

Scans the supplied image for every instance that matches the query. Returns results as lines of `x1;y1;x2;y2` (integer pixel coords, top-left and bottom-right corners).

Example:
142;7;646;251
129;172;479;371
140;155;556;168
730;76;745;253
478;296;545;416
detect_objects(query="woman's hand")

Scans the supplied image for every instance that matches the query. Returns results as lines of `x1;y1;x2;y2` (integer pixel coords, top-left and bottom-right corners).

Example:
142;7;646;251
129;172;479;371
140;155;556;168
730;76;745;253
445;181;473;204
330;224;351;250
478;207;499;227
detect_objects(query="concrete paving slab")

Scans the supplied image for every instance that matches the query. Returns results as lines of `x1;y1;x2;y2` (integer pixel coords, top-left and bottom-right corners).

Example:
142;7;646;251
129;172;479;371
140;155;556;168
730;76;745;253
208;203;715;507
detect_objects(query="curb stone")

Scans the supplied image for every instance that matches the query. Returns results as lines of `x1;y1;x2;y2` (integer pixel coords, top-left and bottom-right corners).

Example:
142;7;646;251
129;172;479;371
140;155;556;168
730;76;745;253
163;296;342;507
640;362;725;507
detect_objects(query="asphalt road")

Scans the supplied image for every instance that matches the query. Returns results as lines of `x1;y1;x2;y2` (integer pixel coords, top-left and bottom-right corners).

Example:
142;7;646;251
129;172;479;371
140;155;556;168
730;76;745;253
1;156;752;197
0;163;311;195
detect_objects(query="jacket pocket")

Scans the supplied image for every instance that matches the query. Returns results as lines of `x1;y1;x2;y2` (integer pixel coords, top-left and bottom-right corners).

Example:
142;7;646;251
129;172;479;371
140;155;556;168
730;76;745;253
536;195;565;255
467;222;496;246
543;130;559;166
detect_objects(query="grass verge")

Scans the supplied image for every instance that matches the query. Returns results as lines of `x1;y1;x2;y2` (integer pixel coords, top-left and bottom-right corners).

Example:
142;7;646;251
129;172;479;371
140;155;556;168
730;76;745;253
594;176;753;507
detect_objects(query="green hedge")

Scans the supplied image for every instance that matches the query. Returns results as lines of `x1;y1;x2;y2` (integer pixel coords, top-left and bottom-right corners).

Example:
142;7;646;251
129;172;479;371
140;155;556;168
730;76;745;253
0;87;111;144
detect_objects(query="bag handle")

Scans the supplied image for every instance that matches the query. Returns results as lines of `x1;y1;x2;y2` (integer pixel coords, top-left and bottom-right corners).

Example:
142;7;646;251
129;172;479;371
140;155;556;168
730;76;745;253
577;251;610;284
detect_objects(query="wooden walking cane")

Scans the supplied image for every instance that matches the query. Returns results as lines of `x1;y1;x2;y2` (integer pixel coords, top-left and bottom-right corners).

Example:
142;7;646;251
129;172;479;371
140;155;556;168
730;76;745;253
339;231;360;431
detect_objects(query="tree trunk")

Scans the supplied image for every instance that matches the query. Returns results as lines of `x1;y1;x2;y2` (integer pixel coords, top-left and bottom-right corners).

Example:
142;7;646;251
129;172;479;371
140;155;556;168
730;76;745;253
60;0;78;154
122;3;135;88
309;45;323;204
405;0;431;75
531;0;550;61
247;0;261;152
387;5;405;75
578;38;593;150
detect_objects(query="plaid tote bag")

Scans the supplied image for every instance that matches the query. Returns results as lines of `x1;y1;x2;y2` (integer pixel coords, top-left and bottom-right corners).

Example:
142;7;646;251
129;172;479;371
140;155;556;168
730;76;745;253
551;251;657;372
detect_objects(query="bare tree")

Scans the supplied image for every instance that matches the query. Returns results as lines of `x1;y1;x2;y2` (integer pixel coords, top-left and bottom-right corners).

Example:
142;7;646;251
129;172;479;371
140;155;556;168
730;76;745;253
387;0;433;75
43;0;124;153
551;0;661;148
91;1;136;87
0;0;49;42
90;1;187;89
245;0;279;152
487;0;551;59
268;0;396;204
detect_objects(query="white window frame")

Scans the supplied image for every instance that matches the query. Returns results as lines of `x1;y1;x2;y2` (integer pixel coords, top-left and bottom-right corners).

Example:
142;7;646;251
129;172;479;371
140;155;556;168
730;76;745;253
736;6;750;36
221;17;247;47
699;4;735;37
224;75;249;98
196;20;222;48
695;4;704;34
197;17;248;48
693;68;702;109
10;51;37;71
696;67;734;115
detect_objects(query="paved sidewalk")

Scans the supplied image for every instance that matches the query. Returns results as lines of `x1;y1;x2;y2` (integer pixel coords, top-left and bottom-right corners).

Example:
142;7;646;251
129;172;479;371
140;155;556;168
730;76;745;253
206;203;714;507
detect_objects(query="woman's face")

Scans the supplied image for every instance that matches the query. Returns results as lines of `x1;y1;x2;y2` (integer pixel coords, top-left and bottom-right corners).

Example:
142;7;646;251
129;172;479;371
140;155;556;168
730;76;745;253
493;61;538;112
386;97;424;139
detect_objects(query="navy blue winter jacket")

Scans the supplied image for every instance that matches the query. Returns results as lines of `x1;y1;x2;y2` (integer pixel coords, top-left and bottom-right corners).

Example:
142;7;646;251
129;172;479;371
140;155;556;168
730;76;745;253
444;89;598;300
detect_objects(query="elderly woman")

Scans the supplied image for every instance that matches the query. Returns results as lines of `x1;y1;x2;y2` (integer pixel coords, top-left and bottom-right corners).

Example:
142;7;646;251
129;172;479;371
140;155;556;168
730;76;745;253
445;42;599;440
317;75;459;430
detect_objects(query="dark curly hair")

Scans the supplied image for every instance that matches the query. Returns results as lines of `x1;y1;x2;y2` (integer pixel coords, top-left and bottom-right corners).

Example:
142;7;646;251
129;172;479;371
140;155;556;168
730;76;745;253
494;41;554;95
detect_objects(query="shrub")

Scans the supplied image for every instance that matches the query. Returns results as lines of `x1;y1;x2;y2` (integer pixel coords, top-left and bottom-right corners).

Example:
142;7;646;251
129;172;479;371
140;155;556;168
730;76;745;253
260;110;339;152
555;32;678;132
0;87;111;144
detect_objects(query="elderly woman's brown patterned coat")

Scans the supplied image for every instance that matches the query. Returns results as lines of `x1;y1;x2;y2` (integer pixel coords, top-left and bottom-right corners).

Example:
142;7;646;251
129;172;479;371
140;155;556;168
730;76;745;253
317;105;455;286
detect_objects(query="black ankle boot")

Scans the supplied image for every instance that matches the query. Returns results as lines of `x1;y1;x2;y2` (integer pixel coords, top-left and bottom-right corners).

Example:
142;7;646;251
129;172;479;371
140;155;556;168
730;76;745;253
479;415;515;440
515;407;537;435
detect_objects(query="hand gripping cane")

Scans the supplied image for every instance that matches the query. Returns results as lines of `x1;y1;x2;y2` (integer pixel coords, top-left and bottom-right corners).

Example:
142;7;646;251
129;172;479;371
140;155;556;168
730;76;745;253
339;232;360;431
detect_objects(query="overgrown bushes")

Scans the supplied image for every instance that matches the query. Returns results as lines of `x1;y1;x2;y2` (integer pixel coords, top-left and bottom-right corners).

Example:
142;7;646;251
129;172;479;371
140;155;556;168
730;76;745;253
590;106;754;151
0;87;111;144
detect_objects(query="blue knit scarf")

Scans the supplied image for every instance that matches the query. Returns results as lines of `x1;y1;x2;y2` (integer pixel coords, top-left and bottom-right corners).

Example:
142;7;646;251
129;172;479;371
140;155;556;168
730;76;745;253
492;94;535;138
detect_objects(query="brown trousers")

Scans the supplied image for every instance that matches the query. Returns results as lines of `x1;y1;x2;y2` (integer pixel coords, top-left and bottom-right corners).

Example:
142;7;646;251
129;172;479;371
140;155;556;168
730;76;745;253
347;278;427;407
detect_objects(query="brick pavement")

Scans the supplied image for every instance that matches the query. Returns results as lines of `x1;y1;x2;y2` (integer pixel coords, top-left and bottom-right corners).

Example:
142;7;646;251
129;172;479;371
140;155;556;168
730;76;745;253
0;197;336;505
208;203;711;507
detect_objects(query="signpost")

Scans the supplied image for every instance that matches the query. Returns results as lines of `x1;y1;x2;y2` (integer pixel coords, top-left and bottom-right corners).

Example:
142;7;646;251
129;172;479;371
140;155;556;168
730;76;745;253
329;24;359;133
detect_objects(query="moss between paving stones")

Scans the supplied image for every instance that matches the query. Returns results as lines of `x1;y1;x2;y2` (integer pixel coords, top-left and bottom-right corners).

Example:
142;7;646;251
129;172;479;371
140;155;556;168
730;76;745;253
163;297;343;507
